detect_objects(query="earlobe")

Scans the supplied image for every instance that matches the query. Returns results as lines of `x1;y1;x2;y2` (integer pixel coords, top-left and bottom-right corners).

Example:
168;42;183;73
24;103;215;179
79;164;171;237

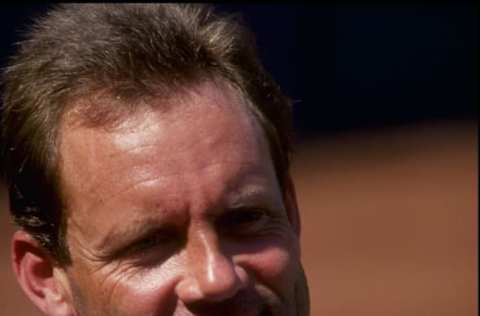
11;230;75;316
283;173;301;237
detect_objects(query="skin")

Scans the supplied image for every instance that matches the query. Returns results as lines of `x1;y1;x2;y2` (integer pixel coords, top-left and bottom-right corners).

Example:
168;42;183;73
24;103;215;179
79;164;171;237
16;80;309;316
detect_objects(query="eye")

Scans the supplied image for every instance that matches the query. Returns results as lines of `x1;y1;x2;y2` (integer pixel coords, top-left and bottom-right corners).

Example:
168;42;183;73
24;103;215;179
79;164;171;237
132;235;168;252
121;230;178;258
218;208;270;235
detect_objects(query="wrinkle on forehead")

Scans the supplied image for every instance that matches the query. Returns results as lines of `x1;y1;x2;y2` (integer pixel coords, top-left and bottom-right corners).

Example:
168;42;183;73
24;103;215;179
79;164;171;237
61;112;264;208
58;79;261;196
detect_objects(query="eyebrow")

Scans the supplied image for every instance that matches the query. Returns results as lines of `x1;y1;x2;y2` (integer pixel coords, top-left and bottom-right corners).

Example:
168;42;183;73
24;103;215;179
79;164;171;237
228;179;285;205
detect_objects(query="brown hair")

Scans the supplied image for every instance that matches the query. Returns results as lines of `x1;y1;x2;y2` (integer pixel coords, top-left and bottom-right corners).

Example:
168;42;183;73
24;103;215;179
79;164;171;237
0;4;294;264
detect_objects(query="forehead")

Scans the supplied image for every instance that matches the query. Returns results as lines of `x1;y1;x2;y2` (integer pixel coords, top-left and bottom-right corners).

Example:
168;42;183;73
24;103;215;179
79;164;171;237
58;80;276;216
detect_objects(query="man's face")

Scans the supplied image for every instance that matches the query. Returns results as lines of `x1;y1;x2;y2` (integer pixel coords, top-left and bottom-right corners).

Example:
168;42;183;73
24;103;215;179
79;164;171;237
58;81;308;316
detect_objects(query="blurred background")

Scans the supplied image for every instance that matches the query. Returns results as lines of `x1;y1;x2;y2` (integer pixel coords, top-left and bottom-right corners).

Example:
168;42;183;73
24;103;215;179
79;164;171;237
0;4;477;316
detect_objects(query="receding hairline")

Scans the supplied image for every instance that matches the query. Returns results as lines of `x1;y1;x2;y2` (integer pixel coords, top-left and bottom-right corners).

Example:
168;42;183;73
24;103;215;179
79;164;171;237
60;75;257;131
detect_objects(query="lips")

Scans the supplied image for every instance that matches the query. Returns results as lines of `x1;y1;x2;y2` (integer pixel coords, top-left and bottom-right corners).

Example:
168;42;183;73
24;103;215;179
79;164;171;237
174;303;266;316
172;289;272;316
172;306;266;316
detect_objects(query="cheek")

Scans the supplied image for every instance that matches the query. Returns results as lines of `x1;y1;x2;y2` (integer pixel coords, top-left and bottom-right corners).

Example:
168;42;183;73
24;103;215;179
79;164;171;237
112;269;179;316
255;246;291;277
240;240;300;295
70;259;182;316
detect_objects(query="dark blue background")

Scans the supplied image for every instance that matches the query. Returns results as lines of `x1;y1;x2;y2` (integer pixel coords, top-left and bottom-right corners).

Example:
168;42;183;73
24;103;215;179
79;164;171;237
1;5;477;140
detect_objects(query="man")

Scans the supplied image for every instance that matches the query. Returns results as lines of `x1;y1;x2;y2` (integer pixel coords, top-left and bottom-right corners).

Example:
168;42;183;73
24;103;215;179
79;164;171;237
1;4;309;316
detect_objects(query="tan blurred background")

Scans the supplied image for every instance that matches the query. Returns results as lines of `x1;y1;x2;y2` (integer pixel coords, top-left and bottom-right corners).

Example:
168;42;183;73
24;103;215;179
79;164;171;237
0;118;477;316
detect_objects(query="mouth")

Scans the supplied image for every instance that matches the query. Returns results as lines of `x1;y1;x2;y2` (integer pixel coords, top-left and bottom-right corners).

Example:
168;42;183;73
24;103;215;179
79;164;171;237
259;306;274;316
173;288;278;316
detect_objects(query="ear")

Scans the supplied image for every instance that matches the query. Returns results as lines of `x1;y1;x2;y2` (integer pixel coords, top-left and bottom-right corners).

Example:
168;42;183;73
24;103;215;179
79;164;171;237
11;230;75;316
283;173;301;237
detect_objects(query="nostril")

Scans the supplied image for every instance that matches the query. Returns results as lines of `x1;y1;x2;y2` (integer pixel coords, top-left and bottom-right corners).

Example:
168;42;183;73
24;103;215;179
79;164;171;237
175;273;204;304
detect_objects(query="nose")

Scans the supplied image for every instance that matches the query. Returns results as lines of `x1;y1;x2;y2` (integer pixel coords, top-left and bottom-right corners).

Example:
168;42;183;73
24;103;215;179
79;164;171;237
175;229;249;304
